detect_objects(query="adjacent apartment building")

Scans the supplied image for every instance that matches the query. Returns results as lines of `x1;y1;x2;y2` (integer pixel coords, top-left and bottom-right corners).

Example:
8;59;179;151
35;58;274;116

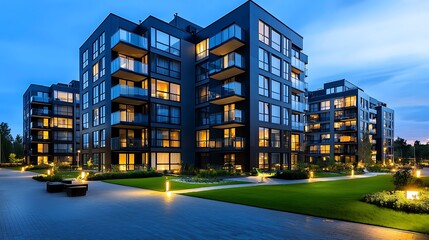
305;80;394;165
23;81;80;165
79;1;308;172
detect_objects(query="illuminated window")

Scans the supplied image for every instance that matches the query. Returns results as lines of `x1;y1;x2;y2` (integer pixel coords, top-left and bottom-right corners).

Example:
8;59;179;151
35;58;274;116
92;62;99;82
151;152;181;171
271;129;280;147
196;129;210;148
321;100;330;110
258;152;269;170
320;145;330;154
196;39;209;60
119;153;135;171
53;117;72;129
151;128;180;147
291;134;300;151
37;143;49;153
54;91;73;103
259;127;269;147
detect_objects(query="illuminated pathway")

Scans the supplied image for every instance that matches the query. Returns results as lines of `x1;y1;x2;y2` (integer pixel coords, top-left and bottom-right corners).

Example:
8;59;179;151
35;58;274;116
1;168;427;240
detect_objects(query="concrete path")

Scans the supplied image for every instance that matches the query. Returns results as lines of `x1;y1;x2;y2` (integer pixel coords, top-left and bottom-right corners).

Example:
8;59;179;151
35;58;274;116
1;168;427;240
171;172;384;194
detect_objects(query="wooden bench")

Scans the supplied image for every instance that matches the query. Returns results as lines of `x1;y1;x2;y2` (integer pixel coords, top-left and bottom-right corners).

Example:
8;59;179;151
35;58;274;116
46;182;65;193
66;186;87;197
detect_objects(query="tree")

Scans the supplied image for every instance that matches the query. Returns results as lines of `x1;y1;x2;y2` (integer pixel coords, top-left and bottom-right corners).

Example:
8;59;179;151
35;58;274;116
0;122;13;163
394;137;413;163
13;134;24;158
359;132;373;166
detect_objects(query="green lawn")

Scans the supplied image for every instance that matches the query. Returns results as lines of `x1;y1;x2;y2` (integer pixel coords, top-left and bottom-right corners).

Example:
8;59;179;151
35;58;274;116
314;172;349;178
104;176;249;192
183;175;429;234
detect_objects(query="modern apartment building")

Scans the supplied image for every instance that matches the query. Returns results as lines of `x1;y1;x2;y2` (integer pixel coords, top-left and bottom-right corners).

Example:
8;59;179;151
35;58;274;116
306;79;394;165
23;81;80;165
79;1;308;172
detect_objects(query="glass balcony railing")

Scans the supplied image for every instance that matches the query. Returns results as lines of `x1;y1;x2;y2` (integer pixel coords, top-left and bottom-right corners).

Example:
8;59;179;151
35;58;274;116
335;125;358;131
209;52;244;75
210;109;244;125
291;121;305;131
111;57;148;75
111;29;148;50
111;137;148;150
291;100;308;112
292;56;306;72
291;77;308;92
209;24;243;49
210;82;244;100
209;137;245;149
30;122;50;129
30;96;51;103
30;109;51;116
111;84;148;100
111;111;148;125
334;113;357;120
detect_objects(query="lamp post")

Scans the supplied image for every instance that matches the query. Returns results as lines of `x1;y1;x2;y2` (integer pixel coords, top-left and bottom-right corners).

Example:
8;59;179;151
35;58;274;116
77;149;81;168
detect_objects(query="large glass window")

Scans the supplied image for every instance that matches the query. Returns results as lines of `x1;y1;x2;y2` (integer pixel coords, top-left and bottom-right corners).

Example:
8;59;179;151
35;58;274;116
53;117;72;128
154;55;181;78
82;50;88;68
283;84;289;103
271;105;280;124
258;152;269;170
258;75;269;97
100;106;105;124
93;85;99;104
152;104;180;124
151;79;180;102
83;133;89;150
54;131;72;141
100;129;106;148
54;144;72;153
92;62;99;82
99;81;105;101
151;128;181;147
259;101;269;122
196;62;209;82
83;113;88;129
150;152;181;171
271;80;280;100
196;84;209;104
82;71;88;90
37;143;49;153
271;29;281;52
93;131;99;148
196;39;209;60
196;129;209;148
258;48;269;71
99;32;105;53
259;127;269;147
99;57;105;78
321;100;330;110
283;108;289;125
271;129;280;148
271;55;281;76
282;61;290;80
93;108;99;126
83;92;88;109
54;91;73;103
54;105;73;116
151;28;181;56
283;36;290;57
92;39;99;59
258;20;269;45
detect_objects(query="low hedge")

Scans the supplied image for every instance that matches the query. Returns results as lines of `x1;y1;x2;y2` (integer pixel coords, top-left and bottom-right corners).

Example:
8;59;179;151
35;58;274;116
27;164;51;170
362;190;429;214
0;163;23;167
196;169;237;179
87;170;162;181
32;175;63;182
272;170;309;180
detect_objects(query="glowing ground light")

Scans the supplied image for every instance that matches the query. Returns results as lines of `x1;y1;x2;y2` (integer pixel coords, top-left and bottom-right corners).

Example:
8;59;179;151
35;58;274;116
351;169;354;177
406;191;419;200
165;177;170;192
309;171;314;179
21;167;25;173
416;170;421;178
47;169;51;176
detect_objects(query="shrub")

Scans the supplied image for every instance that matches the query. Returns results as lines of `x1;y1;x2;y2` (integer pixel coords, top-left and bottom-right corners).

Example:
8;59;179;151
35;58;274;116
32;174;63;182
87;170;162;181
272;170;309;180
393;169;413;190
196;169;232;179
27;164;51;170
367;164;391;173
362;190;429;214
0;163;23;167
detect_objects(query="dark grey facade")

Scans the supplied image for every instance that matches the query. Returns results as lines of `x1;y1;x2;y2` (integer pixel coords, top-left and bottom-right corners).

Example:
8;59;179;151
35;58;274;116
79;1;308;172
23;81;80;165
306;79;394;165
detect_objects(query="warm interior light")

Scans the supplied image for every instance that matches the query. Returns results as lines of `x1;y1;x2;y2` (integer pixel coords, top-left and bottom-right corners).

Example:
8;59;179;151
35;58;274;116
406;191;419;200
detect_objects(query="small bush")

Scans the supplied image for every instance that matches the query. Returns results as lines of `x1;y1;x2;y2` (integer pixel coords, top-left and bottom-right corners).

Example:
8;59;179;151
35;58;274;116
272;170;309;180
27;164;51;170
362;190;429;214
196;169;234;179
393;169;413;190
0;163;23;167
32;174;63;182
367;165;391;173
87;170;162;181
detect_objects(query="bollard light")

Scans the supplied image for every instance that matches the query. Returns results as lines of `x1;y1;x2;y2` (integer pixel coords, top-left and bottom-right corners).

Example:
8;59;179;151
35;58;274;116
416;170;421;178
406;190;419;200
351;169;354;177
309;171;314;179
165;177;170;192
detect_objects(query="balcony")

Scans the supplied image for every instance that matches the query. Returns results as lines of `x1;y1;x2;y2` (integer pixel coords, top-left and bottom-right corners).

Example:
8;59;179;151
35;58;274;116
111;84;148;105
111;111;148;128
209;52;245;80
30;136;50;142
369;118;377;124
335;136;357;143
210;109;245;129
209;24;245;56
292;121;305;131
291;100;308;113
30;109;51;117
209;137;245;150
111;29;148;58
291;77;308;92
30;122;50;129
335;125;358;132
111;137;148;151
30;96;51;104
111;56;148;81
334;149;357;155
209;82;245;105
334;113;357;121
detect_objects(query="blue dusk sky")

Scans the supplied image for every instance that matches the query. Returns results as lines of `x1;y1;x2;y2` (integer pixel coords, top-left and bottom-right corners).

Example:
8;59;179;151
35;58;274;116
0;0;428;144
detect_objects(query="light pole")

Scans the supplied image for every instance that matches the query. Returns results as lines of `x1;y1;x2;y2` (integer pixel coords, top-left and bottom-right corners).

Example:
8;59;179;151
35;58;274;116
77;149;81;168
413;142;416;166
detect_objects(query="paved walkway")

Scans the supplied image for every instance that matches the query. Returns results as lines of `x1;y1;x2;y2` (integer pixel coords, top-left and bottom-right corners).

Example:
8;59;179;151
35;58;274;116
171;172;384;194
1;168;427;240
